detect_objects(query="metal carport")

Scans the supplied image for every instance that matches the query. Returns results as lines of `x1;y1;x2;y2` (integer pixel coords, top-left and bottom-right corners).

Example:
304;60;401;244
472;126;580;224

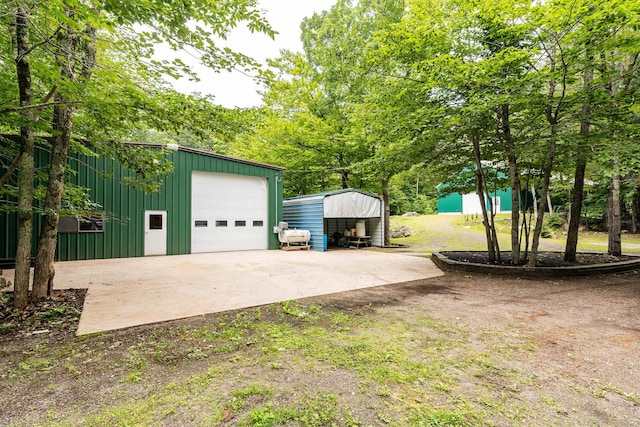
283;189;384;251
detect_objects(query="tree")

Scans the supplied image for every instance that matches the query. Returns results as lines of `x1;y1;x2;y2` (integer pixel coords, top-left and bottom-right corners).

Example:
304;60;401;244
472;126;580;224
1;0;273;307
234;0;639;261
527;2;576;267
570;0;640;256
366;0;541;262
11;3;36;309
239;0;406;204
561;0;640;261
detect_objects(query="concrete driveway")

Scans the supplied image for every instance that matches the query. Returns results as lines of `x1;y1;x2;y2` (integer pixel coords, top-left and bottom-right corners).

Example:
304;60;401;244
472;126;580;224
21;250;444;335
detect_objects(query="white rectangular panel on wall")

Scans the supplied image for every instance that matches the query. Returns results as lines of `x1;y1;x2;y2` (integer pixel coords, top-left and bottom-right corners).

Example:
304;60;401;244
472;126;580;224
462;193;483;215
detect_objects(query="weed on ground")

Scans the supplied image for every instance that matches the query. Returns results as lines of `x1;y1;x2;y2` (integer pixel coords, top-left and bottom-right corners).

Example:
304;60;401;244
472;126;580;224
2;272;639;426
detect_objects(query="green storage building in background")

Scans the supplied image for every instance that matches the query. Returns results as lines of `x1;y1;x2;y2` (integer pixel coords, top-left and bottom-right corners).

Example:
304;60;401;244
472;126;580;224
437;167;513;215
0;143;284;262
437;186;512;215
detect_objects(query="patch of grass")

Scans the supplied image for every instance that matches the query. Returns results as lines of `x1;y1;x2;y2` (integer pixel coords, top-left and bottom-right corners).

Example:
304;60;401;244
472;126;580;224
9;294;614;427
227;383;274;412
591;379;640;404
241;393;339;427
1;321;15;331
19;357;55;373
39;306;79;319
406;408;471;426
389;213;640;253
279;300;320;320
122;350;147;383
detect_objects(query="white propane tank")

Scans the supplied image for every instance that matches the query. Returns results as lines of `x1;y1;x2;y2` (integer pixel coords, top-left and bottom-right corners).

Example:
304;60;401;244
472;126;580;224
356;220;366;237
278;229;311;244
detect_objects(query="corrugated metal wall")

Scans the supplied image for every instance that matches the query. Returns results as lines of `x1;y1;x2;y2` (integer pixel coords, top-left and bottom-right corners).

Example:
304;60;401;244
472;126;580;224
492;189;512;212
369;217;384;247
1;146;283;261
438;189;513;214
0;148;48;260
282;197;324;251
283;192;385;251
0;206;18;260
437;193;463;213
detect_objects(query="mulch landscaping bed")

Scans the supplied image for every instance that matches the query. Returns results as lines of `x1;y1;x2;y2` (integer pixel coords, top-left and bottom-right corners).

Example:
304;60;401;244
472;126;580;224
444;251;636;267
0;289;86;342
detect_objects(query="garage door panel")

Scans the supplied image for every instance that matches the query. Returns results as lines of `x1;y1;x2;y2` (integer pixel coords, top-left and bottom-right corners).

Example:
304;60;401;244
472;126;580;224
191;172;268;253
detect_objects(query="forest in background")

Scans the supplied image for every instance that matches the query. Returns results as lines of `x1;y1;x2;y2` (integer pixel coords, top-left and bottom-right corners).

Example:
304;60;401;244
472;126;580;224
225;0;639;265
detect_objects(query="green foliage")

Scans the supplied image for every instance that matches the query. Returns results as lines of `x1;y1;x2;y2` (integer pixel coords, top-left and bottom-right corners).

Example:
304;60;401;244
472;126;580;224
545;213;566;231
407;408;469;427
246;0;640;250
1;0;274;218
389;188;437;215
541;213;565;238
242;394;339;427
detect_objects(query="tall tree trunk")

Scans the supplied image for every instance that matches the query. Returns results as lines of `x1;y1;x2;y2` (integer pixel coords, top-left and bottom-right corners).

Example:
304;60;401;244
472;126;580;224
530;41;563;267
565;53;593;262
32;99;75;300
508;152;520;264
31;15;96;300
564;158;586;261
529;125;557;267
382;177;390;246
600;51;631;258
608;172;622;256
14;131;34;309
32;22;78;300
471;135;497;262
631;188;639;234
11;4;35;310
497;103;520;265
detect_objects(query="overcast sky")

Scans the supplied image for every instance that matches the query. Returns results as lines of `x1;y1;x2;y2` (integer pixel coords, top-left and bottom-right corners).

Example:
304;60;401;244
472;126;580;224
168;1;337;108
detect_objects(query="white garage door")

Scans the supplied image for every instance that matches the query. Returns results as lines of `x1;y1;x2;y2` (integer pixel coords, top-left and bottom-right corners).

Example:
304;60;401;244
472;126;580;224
191;171;268;253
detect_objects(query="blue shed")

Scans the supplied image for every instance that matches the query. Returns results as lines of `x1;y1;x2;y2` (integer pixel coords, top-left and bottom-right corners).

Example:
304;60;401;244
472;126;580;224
283;189;385;251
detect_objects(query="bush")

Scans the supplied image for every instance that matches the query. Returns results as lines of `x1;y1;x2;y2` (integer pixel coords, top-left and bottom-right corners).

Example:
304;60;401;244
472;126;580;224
541;212;565;238
411;194;437;215
545;212;565;230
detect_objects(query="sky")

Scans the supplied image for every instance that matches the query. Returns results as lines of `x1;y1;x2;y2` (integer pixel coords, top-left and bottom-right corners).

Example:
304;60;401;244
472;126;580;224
169;1;337;109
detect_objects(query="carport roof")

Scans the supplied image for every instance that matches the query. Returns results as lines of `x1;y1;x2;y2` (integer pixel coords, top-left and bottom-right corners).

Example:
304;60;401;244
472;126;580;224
285;188;380;201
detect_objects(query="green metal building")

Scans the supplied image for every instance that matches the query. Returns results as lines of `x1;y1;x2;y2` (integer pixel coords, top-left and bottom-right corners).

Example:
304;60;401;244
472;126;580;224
437;188;512;214
437;167;513;215
0;143;283;261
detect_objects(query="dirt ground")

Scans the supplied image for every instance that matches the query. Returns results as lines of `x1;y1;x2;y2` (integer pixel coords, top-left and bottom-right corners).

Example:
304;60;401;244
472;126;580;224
2;270;640;426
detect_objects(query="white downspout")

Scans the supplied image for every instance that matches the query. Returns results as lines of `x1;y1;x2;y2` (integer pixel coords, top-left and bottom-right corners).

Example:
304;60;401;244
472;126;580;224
275;173;283;227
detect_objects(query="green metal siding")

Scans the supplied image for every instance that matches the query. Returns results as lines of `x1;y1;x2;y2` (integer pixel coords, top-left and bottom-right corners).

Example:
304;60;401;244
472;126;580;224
0;209;18;259
492;189;512;212
2;146;283;261
438;193;463;213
